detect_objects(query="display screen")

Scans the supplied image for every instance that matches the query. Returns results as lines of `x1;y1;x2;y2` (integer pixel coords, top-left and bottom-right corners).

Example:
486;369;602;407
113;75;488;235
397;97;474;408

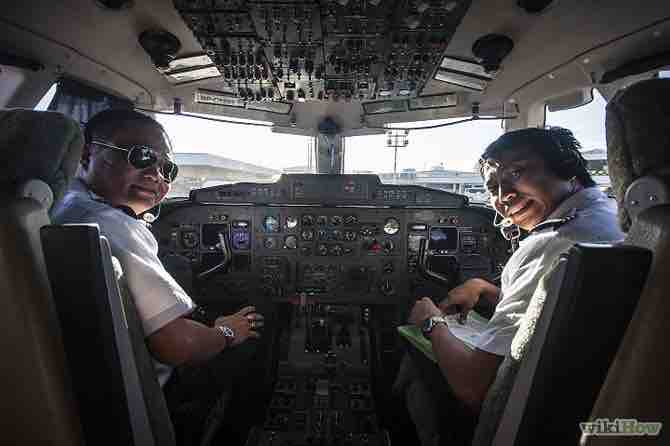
428;227;458;253
232;228;250;250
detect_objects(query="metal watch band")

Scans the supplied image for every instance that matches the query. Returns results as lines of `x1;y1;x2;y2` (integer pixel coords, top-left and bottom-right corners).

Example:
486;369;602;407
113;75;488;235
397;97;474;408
217;325;235;347
422;315;449;336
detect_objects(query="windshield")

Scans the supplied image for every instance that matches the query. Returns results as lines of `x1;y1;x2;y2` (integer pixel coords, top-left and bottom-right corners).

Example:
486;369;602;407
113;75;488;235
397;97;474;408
157;114;313;198
345;118;504;203
158;92;608;202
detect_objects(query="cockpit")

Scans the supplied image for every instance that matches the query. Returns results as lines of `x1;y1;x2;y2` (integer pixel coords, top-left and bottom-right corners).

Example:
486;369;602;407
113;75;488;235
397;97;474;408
2;1;670;445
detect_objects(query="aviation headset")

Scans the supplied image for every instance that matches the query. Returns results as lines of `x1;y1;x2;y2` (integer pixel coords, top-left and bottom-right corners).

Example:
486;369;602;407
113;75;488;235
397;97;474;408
478;127;594;186
479;127;595;248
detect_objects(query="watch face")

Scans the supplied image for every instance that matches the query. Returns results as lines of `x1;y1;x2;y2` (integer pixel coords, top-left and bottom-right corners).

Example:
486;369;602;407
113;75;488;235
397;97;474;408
222;326;235;338
422;317;434;335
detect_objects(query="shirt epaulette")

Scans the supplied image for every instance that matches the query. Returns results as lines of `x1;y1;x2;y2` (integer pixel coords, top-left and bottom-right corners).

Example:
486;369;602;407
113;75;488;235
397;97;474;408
529;214;577;234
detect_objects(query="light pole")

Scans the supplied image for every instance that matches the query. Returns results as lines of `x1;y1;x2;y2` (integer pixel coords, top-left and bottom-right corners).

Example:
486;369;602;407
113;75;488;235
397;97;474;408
386;129;409;183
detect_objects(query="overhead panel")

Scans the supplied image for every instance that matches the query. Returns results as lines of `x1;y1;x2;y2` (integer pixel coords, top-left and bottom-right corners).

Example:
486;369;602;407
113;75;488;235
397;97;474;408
172;0;472;107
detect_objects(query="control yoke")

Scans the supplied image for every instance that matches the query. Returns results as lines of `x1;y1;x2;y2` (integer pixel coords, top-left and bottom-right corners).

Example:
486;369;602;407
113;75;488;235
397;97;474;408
197;230;232;280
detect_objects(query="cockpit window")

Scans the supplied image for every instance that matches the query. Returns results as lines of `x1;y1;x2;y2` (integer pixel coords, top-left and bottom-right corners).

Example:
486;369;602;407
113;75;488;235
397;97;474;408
157;113;313;198
345;118;504;203
33;82;57;111
545;89;610;191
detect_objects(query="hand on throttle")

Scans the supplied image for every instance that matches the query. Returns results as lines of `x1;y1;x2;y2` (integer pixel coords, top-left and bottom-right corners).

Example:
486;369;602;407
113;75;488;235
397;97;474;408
215;305;264;346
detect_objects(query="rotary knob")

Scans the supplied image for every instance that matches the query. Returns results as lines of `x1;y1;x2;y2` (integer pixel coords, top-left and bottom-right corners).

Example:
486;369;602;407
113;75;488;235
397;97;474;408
344;230;357;241
344;215;358;225
360;227;374;238
284;235;298;249
380;280;395;296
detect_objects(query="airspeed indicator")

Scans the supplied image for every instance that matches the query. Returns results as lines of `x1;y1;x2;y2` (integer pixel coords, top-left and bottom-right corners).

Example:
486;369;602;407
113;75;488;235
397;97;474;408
383;217;400;235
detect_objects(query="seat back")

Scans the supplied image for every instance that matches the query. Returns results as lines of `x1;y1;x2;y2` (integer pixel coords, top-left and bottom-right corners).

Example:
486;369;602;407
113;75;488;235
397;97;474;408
0;109;84;445
473;244;651;446
582;78;670;445
41;224;176;446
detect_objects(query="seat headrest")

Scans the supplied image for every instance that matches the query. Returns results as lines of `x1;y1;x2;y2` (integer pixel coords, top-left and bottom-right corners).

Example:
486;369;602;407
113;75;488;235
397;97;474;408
0;109;84;208
606;78;670;230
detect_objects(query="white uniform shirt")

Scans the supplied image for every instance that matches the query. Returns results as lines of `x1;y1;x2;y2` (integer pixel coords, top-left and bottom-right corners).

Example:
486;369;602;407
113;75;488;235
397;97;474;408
52;179;195;385
474;187;624;356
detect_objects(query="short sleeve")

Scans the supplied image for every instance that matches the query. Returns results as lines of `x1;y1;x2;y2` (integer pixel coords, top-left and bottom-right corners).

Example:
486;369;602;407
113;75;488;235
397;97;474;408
87;210;195;336
475;234;574;356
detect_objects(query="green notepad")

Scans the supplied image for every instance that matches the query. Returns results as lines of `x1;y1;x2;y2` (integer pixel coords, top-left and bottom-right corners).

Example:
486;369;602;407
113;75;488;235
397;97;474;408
397;325;438;362
398;313;487;362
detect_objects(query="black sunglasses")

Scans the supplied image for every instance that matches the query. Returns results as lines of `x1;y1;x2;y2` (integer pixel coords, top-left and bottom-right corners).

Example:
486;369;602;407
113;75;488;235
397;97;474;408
91;139;179;183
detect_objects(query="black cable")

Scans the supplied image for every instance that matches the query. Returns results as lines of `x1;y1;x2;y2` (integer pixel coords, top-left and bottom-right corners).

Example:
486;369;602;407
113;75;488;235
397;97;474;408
365;115;517;131
137;108;516;131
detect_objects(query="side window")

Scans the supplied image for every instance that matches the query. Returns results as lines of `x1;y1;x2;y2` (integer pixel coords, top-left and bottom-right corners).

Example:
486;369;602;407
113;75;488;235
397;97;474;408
33;83;57;110
545;89;610;191
0;65;26;107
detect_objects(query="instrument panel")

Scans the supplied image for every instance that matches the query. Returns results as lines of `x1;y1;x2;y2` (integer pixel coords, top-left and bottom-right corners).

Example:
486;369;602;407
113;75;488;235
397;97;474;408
171;0;473;102
155;194;508;305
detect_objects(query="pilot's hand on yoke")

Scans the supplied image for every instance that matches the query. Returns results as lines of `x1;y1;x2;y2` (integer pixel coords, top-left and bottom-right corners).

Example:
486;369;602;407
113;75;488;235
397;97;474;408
409;297;442;328
215;305;264;347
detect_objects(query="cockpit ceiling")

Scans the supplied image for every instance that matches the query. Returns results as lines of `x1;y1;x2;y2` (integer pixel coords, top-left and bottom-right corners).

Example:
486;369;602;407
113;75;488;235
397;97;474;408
2;1;670;131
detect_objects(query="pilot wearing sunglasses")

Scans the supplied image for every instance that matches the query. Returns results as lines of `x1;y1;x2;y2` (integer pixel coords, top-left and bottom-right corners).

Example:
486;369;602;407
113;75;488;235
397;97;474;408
52;109;262;444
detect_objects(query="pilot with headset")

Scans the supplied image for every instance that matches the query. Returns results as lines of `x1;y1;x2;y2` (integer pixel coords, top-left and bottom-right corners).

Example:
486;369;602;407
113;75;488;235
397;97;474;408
51;109;263;444
397;127;624;445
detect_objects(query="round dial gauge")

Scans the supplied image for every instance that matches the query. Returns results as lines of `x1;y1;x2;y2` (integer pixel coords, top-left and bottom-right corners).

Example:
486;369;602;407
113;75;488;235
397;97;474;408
284;235;298;249
383;218;400;235
264;215;280;233
344;215;358;225
263;237;277;249
286;216;298;229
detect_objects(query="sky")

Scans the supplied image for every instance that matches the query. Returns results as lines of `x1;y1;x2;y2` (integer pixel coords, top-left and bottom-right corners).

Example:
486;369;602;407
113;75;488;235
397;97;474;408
156;90;608;174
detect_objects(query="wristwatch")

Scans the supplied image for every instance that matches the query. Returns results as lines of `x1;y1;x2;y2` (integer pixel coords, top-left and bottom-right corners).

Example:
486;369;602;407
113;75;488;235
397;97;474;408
421;315;449;337
217;325;235;346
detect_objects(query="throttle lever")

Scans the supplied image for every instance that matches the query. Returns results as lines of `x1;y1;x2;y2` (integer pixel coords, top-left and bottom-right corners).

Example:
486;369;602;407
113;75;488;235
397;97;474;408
197;230;232;280
417;238;451;287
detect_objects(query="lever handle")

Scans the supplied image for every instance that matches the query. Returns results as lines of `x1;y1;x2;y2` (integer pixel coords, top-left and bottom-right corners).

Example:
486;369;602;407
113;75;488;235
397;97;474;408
197;230;232;280
417;238;451;287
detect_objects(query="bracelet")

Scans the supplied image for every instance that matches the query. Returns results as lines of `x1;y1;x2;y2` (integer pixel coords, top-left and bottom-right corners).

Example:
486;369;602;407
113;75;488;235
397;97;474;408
216;325;234;347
